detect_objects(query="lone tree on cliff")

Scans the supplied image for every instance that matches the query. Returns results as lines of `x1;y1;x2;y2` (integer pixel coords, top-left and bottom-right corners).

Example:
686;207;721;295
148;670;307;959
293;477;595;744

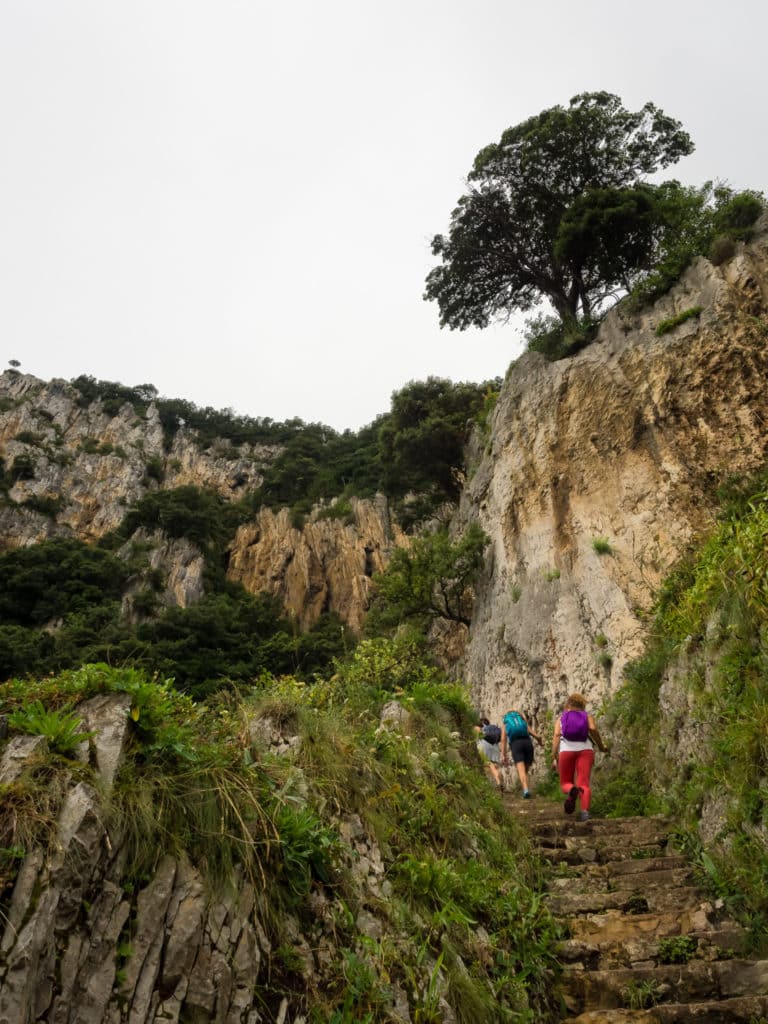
424;91;694;329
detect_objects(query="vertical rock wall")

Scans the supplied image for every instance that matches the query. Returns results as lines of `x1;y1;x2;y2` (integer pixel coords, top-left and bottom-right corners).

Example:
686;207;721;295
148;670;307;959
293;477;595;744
458;229;768;732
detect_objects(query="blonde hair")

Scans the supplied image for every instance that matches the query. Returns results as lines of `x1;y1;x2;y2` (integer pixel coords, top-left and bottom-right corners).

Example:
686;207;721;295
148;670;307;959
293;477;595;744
565;692;586;710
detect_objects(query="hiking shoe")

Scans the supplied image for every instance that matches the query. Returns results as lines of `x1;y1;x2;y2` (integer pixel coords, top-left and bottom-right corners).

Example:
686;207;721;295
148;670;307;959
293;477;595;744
563;786;580;814
522;790;531;799
578;810;590;822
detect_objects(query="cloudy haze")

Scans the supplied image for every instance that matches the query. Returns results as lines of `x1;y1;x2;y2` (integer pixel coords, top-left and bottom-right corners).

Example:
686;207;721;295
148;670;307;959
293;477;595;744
1;1;766;430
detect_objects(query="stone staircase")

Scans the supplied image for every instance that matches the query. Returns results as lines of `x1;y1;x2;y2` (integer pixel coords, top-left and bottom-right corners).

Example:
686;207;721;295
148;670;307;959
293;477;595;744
504;796;768;1022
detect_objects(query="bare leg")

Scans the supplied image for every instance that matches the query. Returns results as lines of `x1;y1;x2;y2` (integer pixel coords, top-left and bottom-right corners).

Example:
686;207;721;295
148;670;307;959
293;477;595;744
487;762;502;787
515;760;530;793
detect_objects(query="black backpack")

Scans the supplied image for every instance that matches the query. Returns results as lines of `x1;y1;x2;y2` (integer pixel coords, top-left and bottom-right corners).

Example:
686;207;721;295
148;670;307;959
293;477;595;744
482;723;502;745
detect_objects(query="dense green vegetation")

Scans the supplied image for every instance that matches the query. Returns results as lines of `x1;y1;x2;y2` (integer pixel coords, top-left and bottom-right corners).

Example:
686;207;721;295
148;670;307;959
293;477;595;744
524;183;763;361
0;530;346;697
597;470;768;949
0;651;562;1022
367;523;489;634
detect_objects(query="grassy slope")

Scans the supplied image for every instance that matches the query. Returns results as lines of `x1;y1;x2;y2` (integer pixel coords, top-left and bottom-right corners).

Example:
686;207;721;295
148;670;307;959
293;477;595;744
0;641;563;1024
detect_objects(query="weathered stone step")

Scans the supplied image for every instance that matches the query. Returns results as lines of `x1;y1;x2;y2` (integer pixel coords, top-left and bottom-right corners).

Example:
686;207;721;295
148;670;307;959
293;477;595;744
528;813;669;832
549;886;702;917
567;907;720;944
562;958;768;1013
541;842;670;866
531;823;671;849
550;865;693;894
565;992;768;1022
558;926;749;971
556;855;689;879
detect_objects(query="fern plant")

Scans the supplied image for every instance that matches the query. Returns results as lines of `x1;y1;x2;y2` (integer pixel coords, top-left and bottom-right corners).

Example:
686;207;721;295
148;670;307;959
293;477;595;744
7;701;93;756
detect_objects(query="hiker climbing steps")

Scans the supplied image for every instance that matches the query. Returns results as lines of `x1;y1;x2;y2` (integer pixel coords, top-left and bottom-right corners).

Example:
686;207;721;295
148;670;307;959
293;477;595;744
506;797;768;1021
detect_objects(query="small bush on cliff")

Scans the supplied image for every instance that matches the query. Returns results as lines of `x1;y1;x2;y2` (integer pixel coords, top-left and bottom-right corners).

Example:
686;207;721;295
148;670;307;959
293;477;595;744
525;313;599;362
654;306;702;336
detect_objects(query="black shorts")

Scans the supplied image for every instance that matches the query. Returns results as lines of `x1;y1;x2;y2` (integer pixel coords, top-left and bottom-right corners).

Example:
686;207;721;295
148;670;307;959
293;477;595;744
509;736;534;767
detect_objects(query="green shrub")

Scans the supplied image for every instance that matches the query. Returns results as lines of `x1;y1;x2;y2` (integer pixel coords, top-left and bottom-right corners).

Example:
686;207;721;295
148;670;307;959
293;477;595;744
657;935;697;964
622;979;661;1010
708;234;737;266
142;456;165;484
316;499;354;523
525;313;599;362
591;537;613;555
20;494;63;518
14;431;44;446
9;453;36;481
655;306;702;337
543;568;560;581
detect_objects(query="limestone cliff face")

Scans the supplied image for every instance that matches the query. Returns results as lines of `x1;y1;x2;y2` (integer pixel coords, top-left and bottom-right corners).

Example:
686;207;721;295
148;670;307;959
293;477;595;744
227;497;405;632
459;224;768;731
0;374;274;544
0;373;403;628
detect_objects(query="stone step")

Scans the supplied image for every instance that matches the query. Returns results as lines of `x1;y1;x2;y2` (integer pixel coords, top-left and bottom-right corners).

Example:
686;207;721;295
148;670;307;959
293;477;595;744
566;907;721;945
530;821;671;846
541;842;670;867
550;865;693;895
556;855;689;878
565;993;768;1022
561;958;768;1014
558;926;749;971
549;886;702;917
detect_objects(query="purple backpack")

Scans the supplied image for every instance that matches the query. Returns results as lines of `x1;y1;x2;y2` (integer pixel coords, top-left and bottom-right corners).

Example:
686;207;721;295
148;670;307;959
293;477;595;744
561;709;589;742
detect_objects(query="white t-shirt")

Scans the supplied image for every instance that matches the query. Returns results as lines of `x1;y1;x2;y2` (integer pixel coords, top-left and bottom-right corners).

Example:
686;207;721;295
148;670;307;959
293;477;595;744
559;736;593;752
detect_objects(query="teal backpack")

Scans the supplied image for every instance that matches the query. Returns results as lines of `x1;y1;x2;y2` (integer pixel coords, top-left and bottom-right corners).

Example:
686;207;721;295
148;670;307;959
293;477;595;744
503;711;528;740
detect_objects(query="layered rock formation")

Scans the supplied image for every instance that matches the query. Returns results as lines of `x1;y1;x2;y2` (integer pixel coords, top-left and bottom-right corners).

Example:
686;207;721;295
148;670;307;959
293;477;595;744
0;697;407;1024
228;498;405;633
460;224;768;730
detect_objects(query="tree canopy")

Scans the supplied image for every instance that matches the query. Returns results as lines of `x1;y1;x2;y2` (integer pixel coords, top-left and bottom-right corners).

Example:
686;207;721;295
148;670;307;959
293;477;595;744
366;523;488;633
424;91;694;328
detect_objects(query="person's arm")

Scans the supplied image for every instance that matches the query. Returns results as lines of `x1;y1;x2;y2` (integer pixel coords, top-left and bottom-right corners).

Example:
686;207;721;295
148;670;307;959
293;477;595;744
501;726;508;764
526;720;543;746
551;717;561;768
587;714;609;753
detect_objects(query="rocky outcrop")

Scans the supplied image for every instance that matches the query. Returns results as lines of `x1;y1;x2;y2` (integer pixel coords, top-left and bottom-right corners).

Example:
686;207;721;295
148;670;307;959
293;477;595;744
0;696;409;1024
0;375;404;630
460;225;768;729
0;374;275;544
227;497;405;632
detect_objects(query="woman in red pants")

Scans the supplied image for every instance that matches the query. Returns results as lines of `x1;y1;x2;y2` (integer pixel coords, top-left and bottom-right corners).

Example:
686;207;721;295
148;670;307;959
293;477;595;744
551;692;609;821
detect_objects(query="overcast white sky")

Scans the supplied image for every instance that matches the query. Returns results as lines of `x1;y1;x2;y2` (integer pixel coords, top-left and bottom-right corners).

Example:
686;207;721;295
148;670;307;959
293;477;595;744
1;1;766;431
